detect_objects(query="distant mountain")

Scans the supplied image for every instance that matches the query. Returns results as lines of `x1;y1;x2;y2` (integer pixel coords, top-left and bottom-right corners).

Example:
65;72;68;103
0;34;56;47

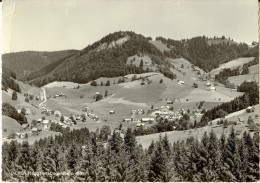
2;50;79;79
27;31;175;86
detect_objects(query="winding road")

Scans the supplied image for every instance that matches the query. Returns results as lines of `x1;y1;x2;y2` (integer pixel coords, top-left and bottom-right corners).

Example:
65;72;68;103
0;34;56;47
39;87;47;108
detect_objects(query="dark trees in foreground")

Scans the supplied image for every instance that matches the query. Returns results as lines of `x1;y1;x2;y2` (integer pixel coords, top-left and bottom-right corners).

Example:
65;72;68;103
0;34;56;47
2;127;259;182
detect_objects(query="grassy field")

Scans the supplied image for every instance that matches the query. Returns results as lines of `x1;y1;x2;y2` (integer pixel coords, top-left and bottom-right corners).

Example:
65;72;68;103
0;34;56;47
137;123;250;149
149;40;170;52
249;64;259;74
210;57;255;76
2;115;22;138
228;74;259;86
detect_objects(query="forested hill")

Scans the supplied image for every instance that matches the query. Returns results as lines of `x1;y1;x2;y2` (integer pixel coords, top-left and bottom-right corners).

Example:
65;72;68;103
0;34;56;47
27;31;174;87
2;50;79;79
2;65;21;93
157;36;254;72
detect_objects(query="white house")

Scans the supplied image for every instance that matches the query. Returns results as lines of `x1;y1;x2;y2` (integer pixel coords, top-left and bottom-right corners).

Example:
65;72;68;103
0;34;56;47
208;86;216;91
123;119;131;123
141;118;155;123
109;110;115;114
177;81;185;85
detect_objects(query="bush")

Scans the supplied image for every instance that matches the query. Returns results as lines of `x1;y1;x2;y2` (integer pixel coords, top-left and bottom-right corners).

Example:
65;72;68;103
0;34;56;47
193;83;198;88
12;91;17;100
96;94;103;102
159;79;163;83
90;80;97;86
105;80;110;86
29;94;34;100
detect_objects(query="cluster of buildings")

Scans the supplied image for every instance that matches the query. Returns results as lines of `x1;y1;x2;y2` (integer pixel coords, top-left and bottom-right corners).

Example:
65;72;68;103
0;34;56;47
54;93;66;98
205;82;216;91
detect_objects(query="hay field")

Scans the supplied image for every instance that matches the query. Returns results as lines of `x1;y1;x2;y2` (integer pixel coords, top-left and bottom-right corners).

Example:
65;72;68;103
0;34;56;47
2;115;21;138
210;57;255;76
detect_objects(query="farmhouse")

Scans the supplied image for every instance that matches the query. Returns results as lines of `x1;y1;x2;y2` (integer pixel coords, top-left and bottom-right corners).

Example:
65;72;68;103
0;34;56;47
177;81;185;85
43;120;50;130
109;110;115;114
208;86;216;91
141;118;155;123
123;118;131;123
136;123;145;127
37;119;42;123
206;82;212;87
246;106;255;113
167;100;173;104
31;127;39;135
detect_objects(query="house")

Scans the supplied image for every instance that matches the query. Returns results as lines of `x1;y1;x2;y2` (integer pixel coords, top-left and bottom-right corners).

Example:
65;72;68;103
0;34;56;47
136;123;145;127
17;109;21;113
31;127;39;135
167;100;173;104
177;81;184;85
206;82;212;87
141;118;155;123
95;92;100;95
75;114;81;120
37;119;43;123
22;108;31;115
43;120;50;130
246;106;255;113
109;110;115;114
208;86;216;91
54;110;61;117
123;119;131;123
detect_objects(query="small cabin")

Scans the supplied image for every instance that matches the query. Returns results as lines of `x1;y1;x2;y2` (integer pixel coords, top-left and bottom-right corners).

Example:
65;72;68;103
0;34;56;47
141;118;155;123
109;110;115;114
246;106;255;113
177;81;184;85
123;119;131;123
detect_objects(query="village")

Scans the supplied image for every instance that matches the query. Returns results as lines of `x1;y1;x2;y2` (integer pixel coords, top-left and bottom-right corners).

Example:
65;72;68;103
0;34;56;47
6;73;248;142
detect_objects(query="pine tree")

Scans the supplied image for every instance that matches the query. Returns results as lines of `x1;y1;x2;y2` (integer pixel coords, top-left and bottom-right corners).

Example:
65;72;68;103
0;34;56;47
15;141;31;181
106;80;110;86
124;128;136;153
140;59;143;68
108;131;123;153
12;91;18;100
105;90;108;97
148;142;169;181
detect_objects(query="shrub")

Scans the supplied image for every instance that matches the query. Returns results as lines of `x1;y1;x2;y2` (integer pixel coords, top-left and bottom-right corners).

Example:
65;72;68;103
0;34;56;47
12;91;17;100
90;80;97;86
105;80;110;86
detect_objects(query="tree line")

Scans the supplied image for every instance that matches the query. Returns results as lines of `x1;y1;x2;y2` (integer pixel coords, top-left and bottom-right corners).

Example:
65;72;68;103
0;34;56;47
2;126;259;182
200;81;259;126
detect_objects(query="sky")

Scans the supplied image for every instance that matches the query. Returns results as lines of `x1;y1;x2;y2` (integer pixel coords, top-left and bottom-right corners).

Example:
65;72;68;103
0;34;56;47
2;0;259;53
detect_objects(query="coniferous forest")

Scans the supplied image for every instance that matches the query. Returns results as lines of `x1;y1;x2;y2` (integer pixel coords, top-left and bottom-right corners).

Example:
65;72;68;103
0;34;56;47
2;127;259;182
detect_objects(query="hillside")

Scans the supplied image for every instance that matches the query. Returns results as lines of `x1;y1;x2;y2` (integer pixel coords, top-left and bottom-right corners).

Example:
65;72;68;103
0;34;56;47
206;37;238;46
19;32;258;87
27;31;174;87
209;57;255;76
157;36;252;72
2;50;79;79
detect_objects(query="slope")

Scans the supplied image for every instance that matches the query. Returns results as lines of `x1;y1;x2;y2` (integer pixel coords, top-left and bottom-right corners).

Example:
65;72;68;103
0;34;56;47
27;31;172;87
2;50;79;79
